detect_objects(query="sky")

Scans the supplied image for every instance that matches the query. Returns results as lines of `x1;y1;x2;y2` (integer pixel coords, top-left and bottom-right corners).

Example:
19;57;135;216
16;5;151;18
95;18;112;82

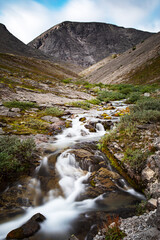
0;0;160;44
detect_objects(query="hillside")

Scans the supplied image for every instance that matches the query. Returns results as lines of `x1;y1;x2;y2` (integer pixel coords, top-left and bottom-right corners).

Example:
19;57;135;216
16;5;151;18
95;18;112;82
81;31;160;84
28;21;153;67
0;23;49;60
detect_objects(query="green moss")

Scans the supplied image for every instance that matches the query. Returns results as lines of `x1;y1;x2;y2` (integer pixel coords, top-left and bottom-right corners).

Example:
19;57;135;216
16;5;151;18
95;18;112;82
101;147;142;191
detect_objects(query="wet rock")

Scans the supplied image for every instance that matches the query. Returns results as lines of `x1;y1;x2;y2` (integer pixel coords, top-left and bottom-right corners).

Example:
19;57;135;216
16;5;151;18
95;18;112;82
11;107;21;112
49;119;65;134
84;124;96;132
101;120;113;130
79;117;86;122
6;213;46;239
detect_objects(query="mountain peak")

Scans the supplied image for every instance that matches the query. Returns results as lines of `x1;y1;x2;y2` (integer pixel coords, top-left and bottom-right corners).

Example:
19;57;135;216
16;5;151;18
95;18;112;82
28;21;153;67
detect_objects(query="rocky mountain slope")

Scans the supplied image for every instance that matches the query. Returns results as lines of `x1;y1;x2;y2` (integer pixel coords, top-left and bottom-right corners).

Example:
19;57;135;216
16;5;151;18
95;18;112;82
28;21;153;67
0;23;49;60
81;31;160;84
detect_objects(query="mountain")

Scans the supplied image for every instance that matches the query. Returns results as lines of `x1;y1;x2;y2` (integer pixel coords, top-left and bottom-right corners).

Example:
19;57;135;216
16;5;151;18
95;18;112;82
80;32;160;84
28;21;153;67
0;23;49;60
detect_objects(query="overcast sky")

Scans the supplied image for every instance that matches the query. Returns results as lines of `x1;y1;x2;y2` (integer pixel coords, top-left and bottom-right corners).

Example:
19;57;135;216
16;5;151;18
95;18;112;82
0;0;160;43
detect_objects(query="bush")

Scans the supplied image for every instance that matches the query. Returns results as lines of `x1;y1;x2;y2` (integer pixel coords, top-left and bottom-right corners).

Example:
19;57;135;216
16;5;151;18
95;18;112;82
123;148;148;173
62;78;72;84
3;100;38;110
0;136;36;183
87;98;101;105
68;101;91;110
43;107;64;117
98;91;125;102
126;92;142;104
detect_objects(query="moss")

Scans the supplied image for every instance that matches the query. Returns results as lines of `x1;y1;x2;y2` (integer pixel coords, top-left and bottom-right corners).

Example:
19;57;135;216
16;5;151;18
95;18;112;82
101;147;142;191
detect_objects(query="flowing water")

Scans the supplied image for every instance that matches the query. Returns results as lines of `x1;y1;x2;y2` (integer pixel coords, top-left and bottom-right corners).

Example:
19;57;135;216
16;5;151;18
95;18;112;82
0;101;145;240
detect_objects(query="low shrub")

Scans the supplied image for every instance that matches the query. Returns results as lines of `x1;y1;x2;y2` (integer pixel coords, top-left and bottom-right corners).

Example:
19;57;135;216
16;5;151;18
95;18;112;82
122;148;148;173
43;107;64;117
126;92;142;104
3;100;38;110
0;136;36;183
98;91;125;102
68;101;91;110
62;78;72;84
87;98;101;105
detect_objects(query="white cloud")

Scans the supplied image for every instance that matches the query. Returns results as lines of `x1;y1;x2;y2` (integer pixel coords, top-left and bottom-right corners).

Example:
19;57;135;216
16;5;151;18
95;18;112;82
0;0;160;43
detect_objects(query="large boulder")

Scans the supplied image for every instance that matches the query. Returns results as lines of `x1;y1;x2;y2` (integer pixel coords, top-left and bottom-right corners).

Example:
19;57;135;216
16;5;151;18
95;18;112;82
6;213;46;239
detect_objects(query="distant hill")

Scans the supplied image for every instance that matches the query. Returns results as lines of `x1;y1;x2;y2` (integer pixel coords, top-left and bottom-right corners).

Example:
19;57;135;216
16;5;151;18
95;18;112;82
28;21;153;67
80;32;160;84
0;23;49;60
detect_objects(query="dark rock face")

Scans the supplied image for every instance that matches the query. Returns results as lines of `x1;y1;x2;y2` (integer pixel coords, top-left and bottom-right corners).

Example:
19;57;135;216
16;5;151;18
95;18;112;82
0;23;48;60
6;213;46;239
28;21;153;66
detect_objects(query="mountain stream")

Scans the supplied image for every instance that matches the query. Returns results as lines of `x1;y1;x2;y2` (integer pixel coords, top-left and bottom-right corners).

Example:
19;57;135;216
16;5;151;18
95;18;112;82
0;101;145;240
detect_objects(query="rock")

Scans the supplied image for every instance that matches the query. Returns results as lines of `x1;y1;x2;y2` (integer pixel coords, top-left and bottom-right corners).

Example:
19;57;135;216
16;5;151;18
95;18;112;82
41;116;60;123
11;107;21;112
79;117;86;122
84;124;96;132
101;120;113;130
142;166;155;181
147;198;157;210
6;213;46;239
68;234;79;240
0;127;4;134
156;198;160;230
49;119;65;134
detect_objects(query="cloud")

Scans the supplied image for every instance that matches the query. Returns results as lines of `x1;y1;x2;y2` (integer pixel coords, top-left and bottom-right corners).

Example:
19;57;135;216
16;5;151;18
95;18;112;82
0;0;160;43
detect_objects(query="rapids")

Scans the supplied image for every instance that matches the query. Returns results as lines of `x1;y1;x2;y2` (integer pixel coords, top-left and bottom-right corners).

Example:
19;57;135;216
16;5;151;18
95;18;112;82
0;101;145;240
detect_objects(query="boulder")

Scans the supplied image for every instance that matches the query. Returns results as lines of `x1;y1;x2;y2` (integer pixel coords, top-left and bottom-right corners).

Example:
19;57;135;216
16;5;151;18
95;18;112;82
6;213;46;239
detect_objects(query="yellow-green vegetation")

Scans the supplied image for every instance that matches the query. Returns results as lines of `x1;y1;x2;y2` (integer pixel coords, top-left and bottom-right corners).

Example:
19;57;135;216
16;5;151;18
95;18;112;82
3;100;38;110
42;107;64;117
67;101;91;110
0;136;36;187
99;97;160;177
127;55;160;84
86;98;101;105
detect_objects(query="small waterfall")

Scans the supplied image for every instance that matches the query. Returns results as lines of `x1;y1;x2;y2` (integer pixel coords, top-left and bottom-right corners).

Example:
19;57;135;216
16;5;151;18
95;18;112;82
96;122;105;132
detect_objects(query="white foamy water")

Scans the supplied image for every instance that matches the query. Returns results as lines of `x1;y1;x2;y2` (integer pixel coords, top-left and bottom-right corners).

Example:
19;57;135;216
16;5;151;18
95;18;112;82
0;101;144;239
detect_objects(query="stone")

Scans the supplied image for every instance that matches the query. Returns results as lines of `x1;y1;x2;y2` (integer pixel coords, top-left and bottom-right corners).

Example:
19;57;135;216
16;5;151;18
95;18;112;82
6;213;46;239
0;127;4;134
148;198;157;208
41;116;60;123
68;234;79;240
142;166;155;181
156;198;160;230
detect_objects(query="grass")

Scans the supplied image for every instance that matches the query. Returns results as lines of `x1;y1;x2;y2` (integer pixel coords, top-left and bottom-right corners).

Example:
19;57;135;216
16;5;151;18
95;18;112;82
42;107;64;117
0;136;36;186
3;101;38;110
67;101;91;110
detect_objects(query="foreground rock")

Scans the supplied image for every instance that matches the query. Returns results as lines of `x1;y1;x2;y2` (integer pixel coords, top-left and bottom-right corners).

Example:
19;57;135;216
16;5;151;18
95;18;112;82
6;213;46;239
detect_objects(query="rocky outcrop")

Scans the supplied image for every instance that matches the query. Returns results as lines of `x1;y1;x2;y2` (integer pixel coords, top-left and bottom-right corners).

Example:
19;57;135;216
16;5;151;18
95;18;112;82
6;213;46;239
28;21;152;67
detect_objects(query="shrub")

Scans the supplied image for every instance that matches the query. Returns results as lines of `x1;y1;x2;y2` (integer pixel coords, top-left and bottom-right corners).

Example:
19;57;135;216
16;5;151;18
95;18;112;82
87;98;101;105
126;92;142;104
98;91;125;102
3;100;38;110
0;136;36;183
62;78;72;84
68;101;91;110
123;148;148;173
43;107;64;117
25;118;49;130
